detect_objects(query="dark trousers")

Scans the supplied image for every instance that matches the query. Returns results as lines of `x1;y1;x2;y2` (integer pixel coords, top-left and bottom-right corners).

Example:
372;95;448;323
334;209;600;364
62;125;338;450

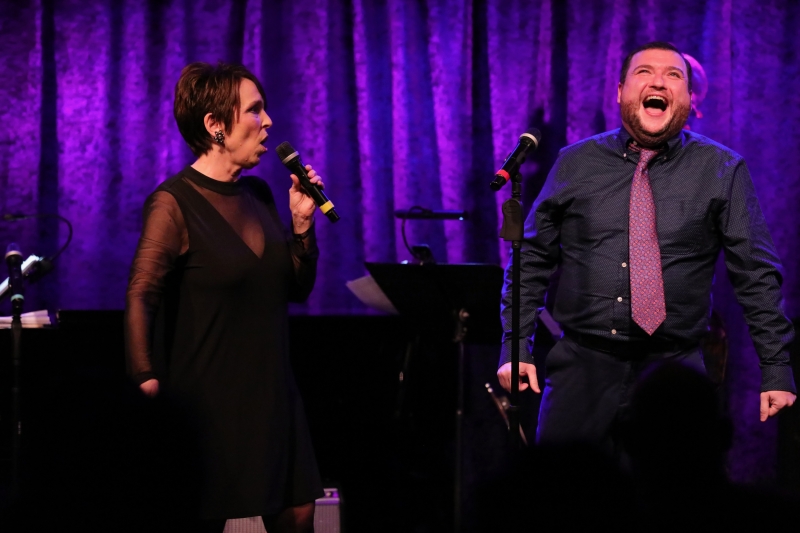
536;334;705;453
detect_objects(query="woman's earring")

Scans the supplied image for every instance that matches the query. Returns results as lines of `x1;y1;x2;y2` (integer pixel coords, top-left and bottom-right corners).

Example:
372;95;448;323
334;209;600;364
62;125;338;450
214;130;225;145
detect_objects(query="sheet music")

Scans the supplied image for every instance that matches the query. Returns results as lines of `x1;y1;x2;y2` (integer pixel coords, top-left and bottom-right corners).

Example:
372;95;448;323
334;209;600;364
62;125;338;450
0;309;52;329
346;275;399;314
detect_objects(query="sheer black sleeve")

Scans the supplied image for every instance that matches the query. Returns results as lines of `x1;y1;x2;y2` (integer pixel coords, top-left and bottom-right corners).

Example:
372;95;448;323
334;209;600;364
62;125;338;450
124;191;187;384
288;222;319;302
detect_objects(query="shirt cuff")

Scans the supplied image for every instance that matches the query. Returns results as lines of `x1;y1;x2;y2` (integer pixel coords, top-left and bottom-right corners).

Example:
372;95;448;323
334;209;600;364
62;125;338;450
498;337;535;368
761;364;797;393
132;371;158;385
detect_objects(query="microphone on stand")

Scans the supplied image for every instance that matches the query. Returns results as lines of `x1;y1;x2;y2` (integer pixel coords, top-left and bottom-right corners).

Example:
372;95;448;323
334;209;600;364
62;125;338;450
489;129;542;191
275;142;340;223
1;212;70;296
5;243;25;313
0;254;46;302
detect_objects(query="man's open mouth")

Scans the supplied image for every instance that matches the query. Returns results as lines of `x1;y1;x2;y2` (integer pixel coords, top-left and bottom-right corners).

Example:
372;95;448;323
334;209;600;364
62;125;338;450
642;95;668;114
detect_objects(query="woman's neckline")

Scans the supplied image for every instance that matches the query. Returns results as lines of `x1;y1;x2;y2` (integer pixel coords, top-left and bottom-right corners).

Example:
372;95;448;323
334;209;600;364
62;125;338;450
182;165;244;196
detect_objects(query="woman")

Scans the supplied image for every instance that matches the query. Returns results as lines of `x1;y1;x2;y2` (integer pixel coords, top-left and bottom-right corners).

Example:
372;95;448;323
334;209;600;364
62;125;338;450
125;62;323;532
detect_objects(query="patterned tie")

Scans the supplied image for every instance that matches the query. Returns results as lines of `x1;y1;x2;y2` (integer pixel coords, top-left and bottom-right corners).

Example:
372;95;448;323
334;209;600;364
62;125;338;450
628;146;665;335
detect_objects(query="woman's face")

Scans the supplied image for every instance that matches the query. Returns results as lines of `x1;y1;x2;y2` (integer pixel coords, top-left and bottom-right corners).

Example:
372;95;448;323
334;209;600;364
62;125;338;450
224;78;272;169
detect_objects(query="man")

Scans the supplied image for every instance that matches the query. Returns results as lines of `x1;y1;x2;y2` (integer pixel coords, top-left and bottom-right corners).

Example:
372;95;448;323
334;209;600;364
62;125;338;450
497;42;796;449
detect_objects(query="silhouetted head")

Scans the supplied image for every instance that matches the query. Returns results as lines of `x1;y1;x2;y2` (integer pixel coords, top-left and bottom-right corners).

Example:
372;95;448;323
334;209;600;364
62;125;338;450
623;362;732;483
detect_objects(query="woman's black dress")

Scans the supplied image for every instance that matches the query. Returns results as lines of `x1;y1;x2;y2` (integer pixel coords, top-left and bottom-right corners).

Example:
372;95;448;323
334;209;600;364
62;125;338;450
125;166;323;519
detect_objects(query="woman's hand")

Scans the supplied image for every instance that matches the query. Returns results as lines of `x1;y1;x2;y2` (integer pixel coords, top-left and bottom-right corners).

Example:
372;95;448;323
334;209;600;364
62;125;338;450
289;164;323;234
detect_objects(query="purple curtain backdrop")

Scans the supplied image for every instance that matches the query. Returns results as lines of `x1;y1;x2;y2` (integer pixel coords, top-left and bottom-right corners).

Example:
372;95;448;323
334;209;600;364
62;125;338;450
2;0;799;483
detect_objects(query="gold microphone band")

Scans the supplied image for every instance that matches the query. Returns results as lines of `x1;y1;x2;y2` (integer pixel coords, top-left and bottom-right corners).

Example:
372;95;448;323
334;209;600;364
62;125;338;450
319;201;334;214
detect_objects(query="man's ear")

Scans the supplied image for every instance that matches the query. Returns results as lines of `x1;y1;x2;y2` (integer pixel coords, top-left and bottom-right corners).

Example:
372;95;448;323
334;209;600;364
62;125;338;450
617;82;623;105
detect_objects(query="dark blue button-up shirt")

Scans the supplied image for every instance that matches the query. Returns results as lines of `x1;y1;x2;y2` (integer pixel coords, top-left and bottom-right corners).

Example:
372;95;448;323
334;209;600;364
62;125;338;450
500;128;795;393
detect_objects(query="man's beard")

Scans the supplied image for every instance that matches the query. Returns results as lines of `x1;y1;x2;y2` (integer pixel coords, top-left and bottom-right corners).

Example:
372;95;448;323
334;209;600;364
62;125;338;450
621;99;690;147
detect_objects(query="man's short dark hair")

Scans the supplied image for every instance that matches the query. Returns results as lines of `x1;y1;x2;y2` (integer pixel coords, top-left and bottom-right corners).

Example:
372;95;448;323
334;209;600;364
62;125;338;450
619;41;693;93
173;62;267;156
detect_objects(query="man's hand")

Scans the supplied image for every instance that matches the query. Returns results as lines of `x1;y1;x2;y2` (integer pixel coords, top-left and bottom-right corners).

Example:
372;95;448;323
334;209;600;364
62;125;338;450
140;378;160;398
760;390;796;421
497;362;541;394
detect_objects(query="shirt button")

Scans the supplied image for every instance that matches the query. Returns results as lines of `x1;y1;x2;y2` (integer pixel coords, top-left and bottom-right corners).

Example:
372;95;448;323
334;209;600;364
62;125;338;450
611;329;617;335
617;297;623;302
621;262;627;267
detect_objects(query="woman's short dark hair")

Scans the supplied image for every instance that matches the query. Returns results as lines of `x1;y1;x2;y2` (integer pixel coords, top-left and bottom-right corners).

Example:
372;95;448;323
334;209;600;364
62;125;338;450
174;62;267;156
619;41;693;93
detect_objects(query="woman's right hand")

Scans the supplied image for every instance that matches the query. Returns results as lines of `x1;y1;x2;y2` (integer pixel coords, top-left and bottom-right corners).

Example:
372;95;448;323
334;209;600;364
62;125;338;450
140;378;160;398
289;165;323;233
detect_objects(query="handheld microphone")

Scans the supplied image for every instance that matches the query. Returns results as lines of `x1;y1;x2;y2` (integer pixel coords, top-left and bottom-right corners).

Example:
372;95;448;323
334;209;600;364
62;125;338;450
5;243;25;313
275;142;340;223
490;129;542;191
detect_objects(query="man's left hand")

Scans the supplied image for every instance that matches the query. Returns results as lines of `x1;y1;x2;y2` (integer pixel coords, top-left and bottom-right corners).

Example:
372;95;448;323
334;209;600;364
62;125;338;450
760;390;796;421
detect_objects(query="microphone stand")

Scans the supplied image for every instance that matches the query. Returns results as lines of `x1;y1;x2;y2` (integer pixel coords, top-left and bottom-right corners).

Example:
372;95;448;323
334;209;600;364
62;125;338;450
3;260;55;501
6;268;25;500
498;173;524;451
453;308;468;533
10;300;22;499
1;213;70;500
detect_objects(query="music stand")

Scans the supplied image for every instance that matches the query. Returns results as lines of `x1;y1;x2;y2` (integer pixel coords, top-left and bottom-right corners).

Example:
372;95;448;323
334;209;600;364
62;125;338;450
365;262;503;533
364;263;502;343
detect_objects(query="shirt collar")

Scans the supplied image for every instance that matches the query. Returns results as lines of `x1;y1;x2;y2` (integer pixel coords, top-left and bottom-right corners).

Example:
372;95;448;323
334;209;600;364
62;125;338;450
616;127;686;159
